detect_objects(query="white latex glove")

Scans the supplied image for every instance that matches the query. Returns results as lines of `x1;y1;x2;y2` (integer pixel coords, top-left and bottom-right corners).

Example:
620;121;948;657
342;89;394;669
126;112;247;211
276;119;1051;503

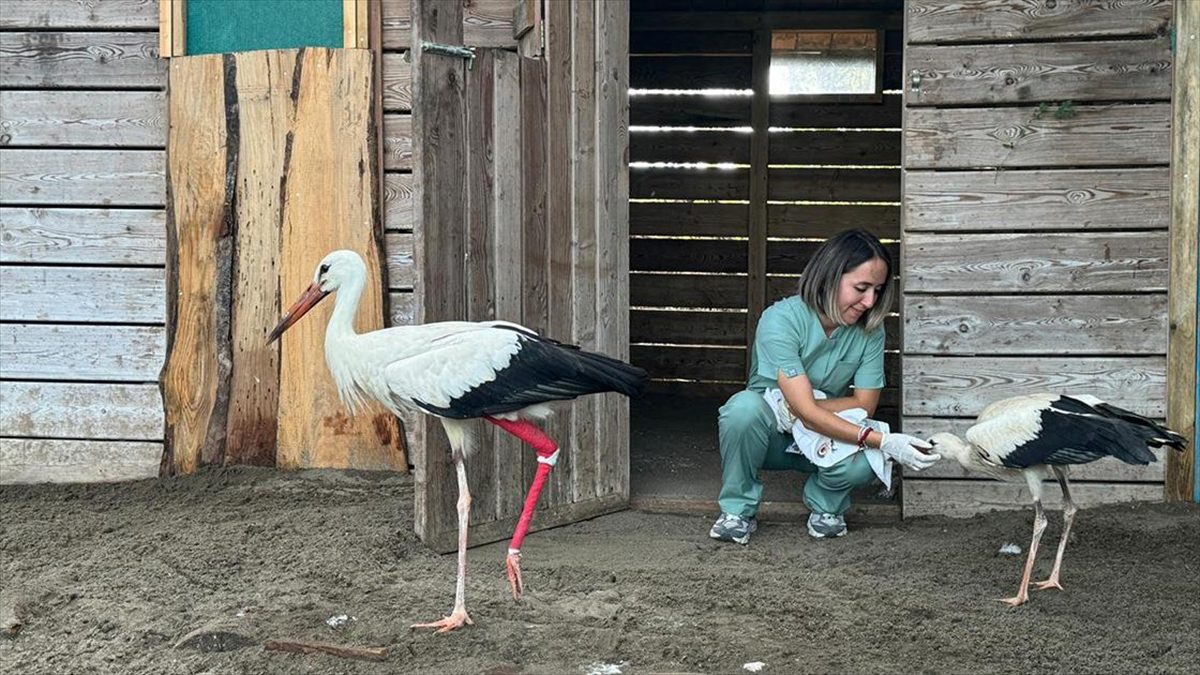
879;433;941;471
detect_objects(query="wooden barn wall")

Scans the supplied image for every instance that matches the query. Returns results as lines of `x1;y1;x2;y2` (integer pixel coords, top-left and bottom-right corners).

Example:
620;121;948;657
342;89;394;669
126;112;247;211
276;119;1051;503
901;0;1175;517
0;0;166;483
628;3;904;430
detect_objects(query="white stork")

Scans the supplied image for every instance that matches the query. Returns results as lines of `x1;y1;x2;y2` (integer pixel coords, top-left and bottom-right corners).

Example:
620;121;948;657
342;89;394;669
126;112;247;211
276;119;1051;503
929;393;1187;607
267;250;647;632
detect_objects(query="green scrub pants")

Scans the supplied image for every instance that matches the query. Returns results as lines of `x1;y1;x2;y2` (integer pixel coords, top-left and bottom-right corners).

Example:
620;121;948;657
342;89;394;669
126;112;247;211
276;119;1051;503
717;390;877;517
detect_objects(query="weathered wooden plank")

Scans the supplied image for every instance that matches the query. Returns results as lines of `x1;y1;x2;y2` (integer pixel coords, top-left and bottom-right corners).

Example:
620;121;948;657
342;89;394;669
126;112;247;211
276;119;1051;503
905;168;1170;231
0;439;161;485
906;231;1168;292
630;129;751;163
902;416;1165;481
0;31;164;88
631;345;746;381
631;273;747;309
160;54;227;475
903;356;1167;417
630;54;752;89
387;290;415;327
631;238;747;273
902;479;1161;519
631;309;747;346
904;294;1168;356
631;30;754;54
0;266;164;323
380;0;520;49
0;382;162;440
907;38;1172;106
0;207;165;264
381;52;412;111
630;166;749;200
768;240;899;274
767;204;899;238
382;172;414;231
0;149;164;206
770;130;901;166
745;27;770;364
1166;0;1199;502
768;168;900;201
906;104;1170;169
766;276;902;313
630;94;751;126
0;323;165;380
382;233;415;289
630;202;747;236
0;0;159;29
382;113;413;171
770;96;902;128
571;0;600;505
906;0;1173;44
0;90;165;147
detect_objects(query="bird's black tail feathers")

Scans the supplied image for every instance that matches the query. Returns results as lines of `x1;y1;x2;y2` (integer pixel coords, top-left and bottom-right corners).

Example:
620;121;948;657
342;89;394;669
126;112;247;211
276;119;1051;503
1060;396;1188;465
565;346;649;399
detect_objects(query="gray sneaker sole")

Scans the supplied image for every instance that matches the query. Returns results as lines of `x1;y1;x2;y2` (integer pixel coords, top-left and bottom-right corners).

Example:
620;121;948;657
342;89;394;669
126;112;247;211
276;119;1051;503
709;519;757;545
807;522;848;539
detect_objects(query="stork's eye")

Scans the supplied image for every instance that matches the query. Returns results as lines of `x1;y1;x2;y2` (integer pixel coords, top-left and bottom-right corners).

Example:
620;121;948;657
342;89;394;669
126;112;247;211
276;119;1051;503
319;263;330;275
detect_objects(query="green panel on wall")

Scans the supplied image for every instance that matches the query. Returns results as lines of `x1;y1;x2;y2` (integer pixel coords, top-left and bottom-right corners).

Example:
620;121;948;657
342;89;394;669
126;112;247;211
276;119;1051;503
186;0;343;56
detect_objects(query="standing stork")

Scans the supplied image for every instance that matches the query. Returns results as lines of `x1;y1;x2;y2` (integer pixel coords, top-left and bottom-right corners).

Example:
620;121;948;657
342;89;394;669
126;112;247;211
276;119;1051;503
929;393;1187;607
267;250;647;632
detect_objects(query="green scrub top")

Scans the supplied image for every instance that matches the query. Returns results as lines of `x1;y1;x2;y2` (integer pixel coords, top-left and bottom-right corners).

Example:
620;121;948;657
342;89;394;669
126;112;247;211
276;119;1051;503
747;296;886;396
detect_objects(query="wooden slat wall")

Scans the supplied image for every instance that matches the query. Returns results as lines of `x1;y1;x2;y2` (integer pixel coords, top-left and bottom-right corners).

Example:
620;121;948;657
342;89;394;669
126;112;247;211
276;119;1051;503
0;2;166;484
629;12;903;427
902;0;1174;517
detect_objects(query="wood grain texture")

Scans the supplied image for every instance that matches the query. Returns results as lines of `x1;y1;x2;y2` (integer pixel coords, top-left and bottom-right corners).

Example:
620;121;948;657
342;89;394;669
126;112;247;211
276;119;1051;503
903;355;1167;417
160;54;227;476
0;382;163;440
0;31;164;88
0;90;165;146
904;168;1170;231
0;149;164;206
904;294;1168;355
902;479;1161;519
905;103;1170;169
381;52;412;111
1166;0;1198;501
382;173;414;231
0;439;160;484
906;0;1172;44
380;0;520;50
906;38;1171;106
905;231;1168;292
382;113;413;170
0;266;164;323
1;323;165;380
0;0;159;29
0;208;165;264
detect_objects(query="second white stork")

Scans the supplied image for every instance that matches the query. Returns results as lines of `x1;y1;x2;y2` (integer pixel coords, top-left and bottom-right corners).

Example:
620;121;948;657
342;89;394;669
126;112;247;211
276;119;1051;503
929;393;1187;607
267;250;647;632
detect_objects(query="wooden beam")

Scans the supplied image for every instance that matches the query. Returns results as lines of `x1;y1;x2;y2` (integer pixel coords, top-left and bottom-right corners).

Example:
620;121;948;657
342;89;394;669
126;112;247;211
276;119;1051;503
1167;0;1199;502
344;0;369;49
158;0;186;58
745;28;769;371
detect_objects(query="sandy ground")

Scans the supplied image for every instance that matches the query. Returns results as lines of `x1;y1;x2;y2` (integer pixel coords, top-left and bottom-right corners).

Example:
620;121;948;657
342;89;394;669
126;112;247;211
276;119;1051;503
1;467;1197;675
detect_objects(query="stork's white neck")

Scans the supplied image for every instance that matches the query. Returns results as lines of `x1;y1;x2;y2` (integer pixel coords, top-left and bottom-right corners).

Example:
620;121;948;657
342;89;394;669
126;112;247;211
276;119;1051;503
326;273;364;343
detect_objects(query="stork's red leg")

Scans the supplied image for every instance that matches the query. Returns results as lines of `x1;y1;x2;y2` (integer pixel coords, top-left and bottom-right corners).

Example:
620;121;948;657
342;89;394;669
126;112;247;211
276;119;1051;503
486;416;560;599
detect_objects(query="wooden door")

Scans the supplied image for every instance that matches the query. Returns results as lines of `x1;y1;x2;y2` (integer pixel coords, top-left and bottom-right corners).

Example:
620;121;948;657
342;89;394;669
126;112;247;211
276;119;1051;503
901;0;1175;517
410;0;631;552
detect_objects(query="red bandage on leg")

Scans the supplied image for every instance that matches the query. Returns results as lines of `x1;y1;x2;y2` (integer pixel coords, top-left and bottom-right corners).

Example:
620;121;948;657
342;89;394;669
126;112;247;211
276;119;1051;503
485;416;560;553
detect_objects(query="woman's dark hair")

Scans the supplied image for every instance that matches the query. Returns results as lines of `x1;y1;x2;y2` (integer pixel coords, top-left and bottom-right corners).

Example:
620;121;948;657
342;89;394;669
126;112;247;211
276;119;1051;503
796;229;894;332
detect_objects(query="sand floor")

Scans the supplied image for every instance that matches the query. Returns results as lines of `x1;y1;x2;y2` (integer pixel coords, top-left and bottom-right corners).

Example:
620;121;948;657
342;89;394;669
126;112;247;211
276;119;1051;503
2;468;1197;674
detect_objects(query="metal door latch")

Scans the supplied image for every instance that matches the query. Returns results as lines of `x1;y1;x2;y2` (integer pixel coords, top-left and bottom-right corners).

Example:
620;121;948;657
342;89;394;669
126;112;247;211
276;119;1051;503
414;41;477;69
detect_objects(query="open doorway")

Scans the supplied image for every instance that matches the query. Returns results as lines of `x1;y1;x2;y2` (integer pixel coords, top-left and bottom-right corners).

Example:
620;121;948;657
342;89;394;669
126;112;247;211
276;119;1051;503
626;0;904;521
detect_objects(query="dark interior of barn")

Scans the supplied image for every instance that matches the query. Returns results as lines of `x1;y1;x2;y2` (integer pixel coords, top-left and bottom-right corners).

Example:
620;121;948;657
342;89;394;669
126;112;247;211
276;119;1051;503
626;0;904;520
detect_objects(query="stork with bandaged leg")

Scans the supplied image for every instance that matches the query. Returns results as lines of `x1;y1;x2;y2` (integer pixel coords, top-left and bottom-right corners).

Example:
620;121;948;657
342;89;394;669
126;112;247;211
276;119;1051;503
267;250;647;632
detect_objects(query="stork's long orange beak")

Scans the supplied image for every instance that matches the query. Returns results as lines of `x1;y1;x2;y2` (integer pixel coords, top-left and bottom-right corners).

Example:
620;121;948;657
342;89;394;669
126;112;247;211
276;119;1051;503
267;282;329;343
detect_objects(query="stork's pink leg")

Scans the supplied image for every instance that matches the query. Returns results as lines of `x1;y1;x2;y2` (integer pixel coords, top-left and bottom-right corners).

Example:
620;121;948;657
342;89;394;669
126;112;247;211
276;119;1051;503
1001;499;1047;607
411;448;474;633
1034;467;1075;592
486;416;560;600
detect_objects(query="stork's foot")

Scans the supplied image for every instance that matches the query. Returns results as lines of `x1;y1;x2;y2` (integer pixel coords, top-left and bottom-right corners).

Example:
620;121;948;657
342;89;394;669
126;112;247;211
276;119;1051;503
1032;576;1063;591
411;609;473;634
998;594;1028;607
505;552;524;600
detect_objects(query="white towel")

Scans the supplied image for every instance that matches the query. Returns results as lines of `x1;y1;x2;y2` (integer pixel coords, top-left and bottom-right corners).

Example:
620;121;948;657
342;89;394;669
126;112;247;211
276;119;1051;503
763;388;892;489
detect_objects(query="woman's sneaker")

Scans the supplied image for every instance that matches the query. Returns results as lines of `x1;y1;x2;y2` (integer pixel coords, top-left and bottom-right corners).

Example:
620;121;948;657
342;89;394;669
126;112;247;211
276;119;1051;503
807;512;847;538
709;512;758;545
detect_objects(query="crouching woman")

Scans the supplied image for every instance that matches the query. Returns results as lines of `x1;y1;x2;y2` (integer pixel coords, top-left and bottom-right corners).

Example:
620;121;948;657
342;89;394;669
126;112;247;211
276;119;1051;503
709;229;939;544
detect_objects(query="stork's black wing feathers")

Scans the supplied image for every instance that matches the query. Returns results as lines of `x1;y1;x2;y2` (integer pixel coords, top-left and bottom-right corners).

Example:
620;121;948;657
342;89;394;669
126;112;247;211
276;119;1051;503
999;396;1164;469
412;331;647;419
